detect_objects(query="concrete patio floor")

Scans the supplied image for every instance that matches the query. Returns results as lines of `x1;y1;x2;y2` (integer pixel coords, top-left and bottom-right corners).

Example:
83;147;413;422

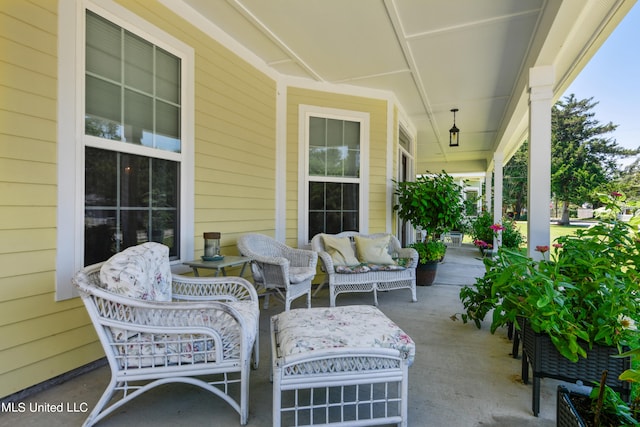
2;244;564;427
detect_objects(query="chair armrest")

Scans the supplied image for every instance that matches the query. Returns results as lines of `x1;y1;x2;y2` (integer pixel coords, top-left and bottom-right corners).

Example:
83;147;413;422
316;250;335;274
396;247;419;268
245;252;289;268
171;275;259;304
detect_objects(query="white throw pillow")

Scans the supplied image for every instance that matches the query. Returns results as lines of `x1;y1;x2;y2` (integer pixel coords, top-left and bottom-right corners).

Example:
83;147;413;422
322;235;359;266
355;235;395;265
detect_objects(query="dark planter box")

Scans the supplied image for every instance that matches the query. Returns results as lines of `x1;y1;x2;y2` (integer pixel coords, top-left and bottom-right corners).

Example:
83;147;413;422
519;317;630;416
556;385;637;427
556;386;587;427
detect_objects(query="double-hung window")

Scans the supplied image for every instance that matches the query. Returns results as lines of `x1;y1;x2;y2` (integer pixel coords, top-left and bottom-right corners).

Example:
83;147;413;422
56;1;194;300
84;10;182;264
300;106;369;244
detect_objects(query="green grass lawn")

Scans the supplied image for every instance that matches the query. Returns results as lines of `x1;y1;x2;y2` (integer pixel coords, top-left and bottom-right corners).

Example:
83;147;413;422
463;221;591;246
515;221;590;243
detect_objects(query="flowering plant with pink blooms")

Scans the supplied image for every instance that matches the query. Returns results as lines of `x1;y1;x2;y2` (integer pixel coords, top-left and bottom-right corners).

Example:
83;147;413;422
472;239;492;250
459;192;640;362
469;212;524;252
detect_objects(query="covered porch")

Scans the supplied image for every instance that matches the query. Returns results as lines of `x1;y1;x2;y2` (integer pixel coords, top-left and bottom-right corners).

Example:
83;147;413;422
5;245;563;427
1;0;637;417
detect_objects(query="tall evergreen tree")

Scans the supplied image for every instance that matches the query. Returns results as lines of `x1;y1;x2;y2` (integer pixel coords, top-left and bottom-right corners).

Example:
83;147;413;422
551;94;633;225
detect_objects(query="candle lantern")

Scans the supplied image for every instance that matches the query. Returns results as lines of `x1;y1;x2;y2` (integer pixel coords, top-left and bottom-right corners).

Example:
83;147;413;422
203;232;221;259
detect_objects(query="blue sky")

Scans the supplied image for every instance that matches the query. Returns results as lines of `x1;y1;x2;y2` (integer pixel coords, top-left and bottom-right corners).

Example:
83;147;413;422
562;3;640;159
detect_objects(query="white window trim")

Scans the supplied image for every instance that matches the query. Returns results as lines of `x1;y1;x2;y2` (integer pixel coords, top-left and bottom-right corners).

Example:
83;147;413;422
297;105;369;247
396;122;416;243
56;0;194;300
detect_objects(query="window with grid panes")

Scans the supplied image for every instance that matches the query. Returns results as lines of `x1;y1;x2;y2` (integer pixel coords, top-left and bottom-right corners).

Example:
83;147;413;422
84;10;181;264
307;116;361;241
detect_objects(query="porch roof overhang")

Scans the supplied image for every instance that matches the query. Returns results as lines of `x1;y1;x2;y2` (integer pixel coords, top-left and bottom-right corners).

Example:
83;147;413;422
166;0;635;175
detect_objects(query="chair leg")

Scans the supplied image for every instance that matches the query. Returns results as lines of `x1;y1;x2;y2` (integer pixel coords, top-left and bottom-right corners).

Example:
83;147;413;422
83;376;118;427
306;290;311;308
263;293;270;310
252;331;260;370
240;361;250;425
312;280;326;297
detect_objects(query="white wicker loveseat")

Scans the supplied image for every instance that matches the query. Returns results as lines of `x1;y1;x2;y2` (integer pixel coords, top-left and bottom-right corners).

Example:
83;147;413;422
73;242;259;426
311;232;418;307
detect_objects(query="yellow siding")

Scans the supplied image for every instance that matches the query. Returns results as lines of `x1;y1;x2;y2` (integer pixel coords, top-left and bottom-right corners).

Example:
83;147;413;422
0;0;277;398
286;87;390;242
0;0;91;397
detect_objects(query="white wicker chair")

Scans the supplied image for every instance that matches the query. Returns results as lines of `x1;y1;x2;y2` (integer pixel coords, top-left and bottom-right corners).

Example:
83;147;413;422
237;233;317;310
73;244;259;426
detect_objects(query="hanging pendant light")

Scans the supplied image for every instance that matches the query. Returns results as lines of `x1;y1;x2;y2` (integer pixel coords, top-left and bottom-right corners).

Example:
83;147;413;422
449;108;460;147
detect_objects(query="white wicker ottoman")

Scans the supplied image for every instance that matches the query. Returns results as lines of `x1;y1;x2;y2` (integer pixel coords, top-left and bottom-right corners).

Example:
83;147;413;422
271;305;415;427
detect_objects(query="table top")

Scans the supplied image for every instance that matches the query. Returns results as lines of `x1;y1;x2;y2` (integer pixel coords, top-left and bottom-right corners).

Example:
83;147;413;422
183;255;250;269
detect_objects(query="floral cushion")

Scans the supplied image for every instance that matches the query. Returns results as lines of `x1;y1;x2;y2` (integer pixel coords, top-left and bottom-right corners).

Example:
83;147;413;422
354;235;395;265
100;242;172;302
274;305;415;366
115;332;217;368
335;264;372;274
334;263;406;274
367;263;406;271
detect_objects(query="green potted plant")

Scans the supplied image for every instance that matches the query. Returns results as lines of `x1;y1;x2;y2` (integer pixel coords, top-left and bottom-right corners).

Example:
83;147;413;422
470;211;494;251
409;240;447;285
393;171;465;285
458;192;640;415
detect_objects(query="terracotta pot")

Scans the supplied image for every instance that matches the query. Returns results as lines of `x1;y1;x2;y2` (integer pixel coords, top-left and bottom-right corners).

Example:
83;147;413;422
416;260;438;286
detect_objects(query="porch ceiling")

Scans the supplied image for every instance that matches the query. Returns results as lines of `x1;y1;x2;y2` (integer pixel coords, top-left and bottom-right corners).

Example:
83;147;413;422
176;0;634;174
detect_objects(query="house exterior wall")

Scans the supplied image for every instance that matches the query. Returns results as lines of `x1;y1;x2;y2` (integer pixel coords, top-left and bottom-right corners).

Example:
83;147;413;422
0;0;401;398
0;0;277;398
0;0;99;399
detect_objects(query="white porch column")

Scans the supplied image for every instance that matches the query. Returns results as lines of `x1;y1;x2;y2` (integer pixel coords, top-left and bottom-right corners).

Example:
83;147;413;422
493;153;504;249
527;65;554;260
485;171;492;213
